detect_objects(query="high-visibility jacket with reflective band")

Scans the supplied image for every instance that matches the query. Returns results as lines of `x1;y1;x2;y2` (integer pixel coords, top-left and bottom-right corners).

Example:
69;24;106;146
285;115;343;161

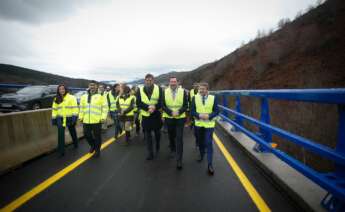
119;95;135;116
190;89;196;101
194;94;216;128
139;84;160;117
163;87;186;119
132;95;138;112
79;93;108;124
108;92;118;112
52;93;79;127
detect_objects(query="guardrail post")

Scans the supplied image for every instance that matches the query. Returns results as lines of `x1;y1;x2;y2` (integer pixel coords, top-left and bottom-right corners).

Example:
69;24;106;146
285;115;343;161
222;94;229;119
254;98;272;152
233;96;242;131
321;105;345;211
336;105;345;178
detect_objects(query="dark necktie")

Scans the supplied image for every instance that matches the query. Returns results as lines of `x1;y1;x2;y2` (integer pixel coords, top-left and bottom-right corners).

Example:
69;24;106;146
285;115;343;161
202;96;206;105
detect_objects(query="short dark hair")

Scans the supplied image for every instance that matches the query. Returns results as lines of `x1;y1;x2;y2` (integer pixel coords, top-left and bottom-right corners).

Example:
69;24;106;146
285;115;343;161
169;76;177;80
145;74;154;79
198;82;209;89
113;83;119;88
89;80;98;84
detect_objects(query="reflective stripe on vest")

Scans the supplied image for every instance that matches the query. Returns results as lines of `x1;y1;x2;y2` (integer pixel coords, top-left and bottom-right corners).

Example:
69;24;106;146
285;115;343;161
51;93;78;127
163;87;186;119
194;94;216;128
119;95;135;116
108;93;118;112
79;93;108;124
190;89;196;100
139;84;160;117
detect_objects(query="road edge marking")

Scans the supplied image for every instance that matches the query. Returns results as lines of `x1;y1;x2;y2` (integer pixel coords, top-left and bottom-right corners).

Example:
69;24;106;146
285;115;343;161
1;132;124;212
213;133;271;212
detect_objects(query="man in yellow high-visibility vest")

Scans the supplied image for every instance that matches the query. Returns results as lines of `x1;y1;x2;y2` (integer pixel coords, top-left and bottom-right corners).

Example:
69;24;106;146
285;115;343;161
191;82;218;175
98;84;109;131
136;74;163;160
189;83;199;148
162;77;188;170
107;83;122;138
79;81;108;157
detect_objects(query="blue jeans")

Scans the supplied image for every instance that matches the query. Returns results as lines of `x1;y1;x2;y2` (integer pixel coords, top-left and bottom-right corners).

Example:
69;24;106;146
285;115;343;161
195;126;214;165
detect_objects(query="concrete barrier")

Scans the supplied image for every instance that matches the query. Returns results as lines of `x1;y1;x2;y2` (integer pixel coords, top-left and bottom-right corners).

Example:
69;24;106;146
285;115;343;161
0;109;113;174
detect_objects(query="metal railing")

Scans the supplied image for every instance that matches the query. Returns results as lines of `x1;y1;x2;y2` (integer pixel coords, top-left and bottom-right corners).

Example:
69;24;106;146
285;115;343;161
213;89;345;211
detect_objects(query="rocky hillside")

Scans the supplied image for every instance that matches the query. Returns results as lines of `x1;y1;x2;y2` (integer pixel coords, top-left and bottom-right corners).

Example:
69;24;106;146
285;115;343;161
174;0;345;171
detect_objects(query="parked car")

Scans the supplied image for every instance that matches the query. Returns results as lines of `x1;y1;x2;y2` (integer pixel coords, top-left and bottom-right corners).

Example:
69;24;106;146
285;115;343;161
0;85;56;112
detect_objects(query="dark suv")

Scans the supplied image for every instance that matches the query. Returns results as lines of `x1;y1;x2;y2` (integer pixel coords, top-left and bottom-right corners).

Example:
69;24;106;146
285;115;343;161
0;85;56;112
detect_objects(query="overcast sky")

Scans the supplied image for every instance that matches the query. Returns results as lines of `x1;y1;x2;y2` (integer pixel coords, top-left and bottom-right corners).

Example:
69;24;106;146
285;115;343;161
0;0;320;82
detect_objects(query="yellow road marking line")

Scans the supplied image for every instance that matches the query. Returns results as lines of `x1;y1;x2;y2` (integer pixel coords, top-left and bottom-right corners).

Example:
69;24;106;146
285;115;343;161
213;133;271;212
1;132;124;212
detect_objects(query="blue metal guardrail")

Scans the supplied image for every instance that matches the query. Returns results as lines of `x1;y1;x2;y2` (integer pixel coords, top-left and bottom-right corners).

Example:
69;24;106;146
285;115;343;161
0;83;86;92
214;89;345;212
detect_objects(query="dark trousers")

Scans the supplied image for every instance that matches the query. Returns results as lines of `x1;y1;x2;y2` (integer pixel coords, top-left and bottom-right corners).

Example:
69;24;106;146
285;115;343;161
195;126;214;165
83;123;102;153
111;112;122;137
166;118;185;161
145;129;161;156
190;118;198;147
57;125;78;155
135;113;140;133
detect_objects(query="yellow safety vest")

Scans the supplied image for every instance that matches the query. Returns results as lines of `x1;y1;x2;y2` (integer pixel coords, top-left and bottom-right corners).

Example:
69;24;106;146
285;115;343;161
79;93;108;124
194;94;216;128
108;92;118;112
190;89;196;101
132;95;138;112
163;87;186;119
119;95;135;116
52;93;79;127
139;84;160;117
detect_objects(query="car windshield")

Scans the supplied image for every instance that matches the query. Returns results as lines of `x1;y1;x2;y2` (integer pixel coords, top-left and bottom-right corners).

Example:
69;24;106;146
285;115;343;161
17;86;45;95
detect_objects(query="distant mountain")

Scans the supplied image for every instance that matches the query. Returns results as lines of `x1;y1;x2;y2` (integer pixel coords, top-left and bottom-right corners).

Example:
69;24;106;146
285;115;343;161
128;71;189;86
0;64;91;88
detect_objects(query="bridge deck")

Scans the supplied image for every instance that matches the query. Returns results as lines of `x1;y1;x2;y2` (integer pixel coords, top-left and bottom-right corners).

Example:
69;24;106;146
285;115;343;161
0;126;297;211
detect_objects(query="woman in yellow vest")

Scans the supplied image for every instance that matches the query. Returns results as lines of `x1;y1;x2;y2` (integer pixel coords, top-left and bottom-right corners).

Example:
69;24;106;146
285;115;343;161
131;86;141;135
191;82;219;175
117;84;135;145
51;84;79;157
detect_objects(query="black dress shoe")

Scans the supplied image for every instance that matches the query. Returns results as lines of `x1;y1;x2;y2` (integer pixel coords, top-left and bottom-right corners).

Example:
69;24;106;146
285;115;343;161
208;165;214;176
89;147;95;153
177;161;183;170
146;155;154;160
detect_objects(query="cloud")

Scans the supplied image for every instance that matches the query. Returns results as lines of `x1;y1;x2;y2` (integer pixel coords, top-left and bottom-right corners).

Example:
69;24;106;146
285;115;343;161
0;0;320;81
0;0;109;24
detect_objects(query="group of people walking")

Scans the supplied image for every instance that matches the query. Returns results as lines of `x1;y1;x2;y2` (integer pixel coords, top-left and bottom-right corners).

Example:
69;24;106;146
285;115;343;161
51;73;218;175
